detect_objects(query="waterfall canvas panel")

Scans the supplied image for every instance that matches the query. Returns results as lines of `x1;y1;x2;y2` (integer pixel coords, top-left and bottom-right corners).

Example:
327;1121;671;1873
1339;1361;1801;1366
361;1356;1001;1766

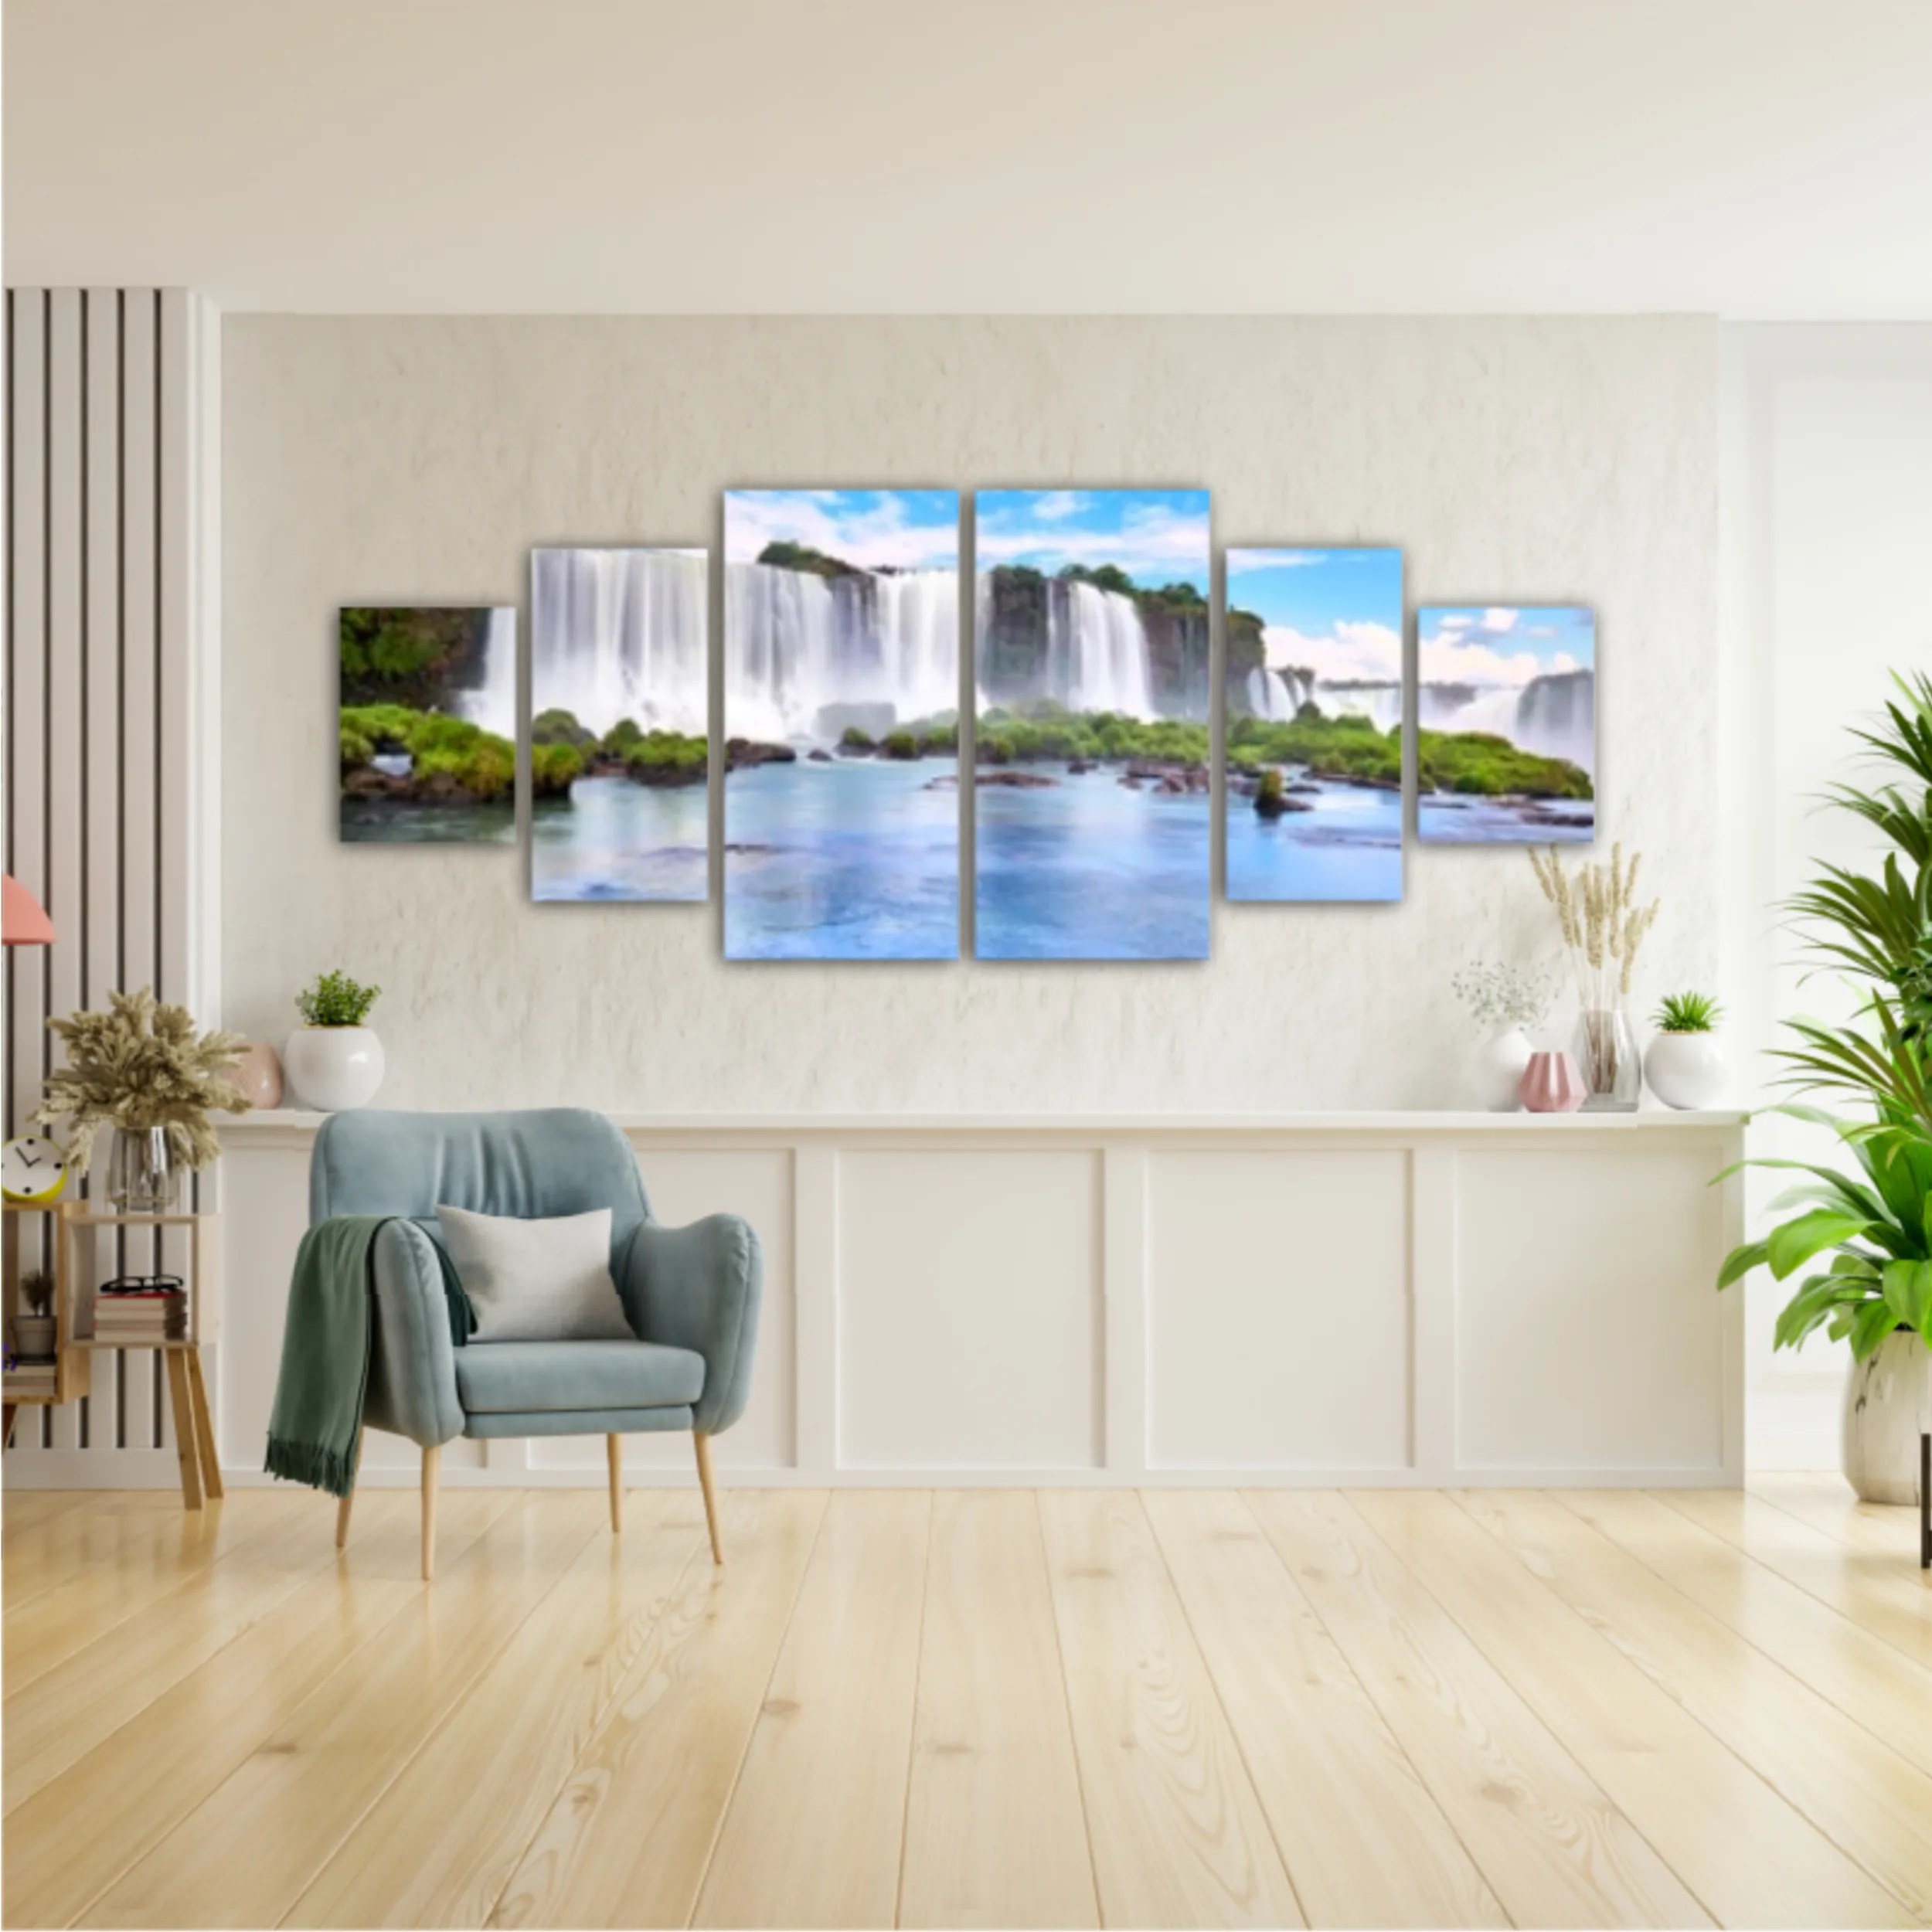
1415;605;1596;843
1224;547;1405;902
723;489;961;959
529;547;709;901
974;489;1212;959
338;606;517;844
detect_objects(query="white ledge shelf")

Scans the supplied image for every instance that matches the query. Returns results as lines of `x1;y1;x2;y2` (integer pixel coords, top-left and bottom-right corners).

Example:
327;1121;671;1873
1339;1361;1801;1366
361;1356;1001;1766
220;1107;1746;1137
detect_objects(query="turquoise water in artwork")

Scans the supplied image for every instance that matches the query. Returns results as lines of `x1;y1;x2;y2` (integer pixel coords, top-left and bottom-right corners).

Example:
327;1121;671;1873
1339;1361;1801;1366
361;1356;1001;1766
532;776;709;901
1418;794;1595;844
724;757;961;960
1226;772;1403;902
339;798;515;845
975;765;1210;961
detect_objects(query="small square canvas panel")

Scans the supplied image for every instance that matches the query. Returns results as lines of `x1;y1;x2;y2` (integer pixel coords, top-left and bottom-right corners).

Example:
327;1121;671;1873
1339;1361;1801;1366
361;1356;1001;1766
974;488;1212;959
1416;605;1596;844
338;606;516;844
529;547;710;902
1225;547;1404;902
723;489;961;959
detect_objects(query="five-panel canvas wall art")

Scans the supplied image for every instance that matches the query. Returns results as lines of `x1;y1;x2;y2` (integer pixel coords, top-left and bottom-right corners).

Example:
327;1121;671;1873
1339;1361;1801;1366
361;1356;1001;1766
337;492;1599;957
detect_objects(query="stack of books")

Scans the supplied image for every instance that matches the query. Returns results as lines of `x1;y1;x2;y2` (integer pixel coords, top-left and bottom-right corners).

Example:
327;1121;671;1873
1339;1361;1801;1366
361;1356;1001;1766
93;1286;187;1345
2;1359;57;1396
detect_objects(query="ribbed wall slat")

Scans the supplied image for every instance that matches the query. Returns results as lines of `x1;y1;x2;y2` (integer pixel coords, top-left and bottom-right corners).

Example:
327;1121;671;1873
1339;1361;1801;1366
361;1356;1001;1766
5;287;214;1463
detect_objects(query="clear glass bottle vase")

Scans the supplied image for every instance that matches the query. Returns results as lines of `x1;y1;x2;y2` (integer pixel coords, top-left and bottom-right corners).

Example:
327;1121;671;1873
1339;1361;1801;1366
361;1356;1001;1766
107;1126;181;1214
1573;1008;1641;1111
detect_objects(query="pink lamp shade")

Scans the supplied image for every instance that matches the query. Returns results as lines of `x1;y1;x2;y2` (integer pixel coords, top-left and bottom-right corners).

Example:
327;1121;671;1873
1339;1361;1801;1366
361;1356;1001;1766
2;875;54;946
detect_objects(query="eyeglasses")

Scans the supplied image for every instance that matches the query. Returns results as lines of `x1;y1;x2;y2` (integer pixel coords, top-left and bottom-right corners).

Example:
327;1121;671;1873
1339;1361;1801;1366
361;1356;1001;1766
99;1274;185;1294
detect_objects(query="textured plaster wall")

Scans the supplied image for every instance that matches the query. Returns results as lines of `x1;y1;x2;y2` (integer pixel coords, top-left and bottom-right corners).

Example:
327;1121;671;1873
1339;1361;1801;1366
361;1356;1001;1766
222;317;1718;1112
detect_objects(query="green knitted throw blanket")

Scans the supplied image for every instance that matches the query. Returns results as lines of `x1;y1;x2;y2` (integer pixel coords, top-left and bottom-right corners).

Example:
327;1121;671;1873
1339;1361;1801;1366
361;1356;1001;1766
264;1216;473;1498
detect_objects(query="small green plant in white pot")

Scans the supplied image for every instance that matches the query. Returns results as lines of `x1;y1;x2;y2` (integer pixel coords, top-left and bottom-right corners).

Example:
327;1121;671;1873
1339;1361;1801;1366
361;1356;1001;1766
1645;992;1727;1109
284;971;385;1113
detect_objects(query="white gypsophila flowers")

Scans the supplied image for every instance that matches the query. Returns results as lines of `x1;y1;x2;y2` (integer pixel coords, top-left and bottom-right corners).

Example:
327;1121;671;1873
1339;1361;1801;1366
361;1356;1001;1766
1451;959;1558;1031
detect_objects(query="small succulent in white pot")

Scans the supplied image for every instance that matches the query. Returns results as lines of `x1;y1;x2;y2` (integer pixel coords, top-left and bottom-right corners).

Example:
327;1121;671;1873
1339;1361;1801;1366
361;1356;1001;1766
1451;961;1556;1111
284;971;386;1113
1644;991;1727;1109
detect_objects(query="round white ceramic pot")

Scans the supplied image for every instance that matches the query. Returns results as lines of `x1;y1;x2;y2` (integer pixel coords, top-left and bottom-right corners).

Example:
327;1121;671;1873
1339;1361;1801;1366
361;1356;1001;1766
1473;1026;1533;1111
1643;1030;1727;1110
284;1026;385;1112
1840;1328;1932;1505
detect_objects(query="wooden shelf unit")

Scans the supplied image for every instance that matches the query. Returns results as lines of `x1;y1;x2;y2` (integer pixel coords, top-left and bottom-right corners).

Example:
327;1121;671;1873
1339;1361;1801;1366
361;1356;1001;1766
3;1200;89;1440
60;1209;223;1506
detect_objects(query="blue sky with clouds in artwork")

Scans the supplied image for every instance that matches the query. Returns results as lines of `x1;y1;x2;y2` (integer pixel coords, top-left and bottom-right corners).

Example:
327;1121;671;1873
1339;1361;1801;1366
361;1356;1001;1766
1418;604;1594;684
1226;546;1403;683
975;489;1211;594
724;488;958;572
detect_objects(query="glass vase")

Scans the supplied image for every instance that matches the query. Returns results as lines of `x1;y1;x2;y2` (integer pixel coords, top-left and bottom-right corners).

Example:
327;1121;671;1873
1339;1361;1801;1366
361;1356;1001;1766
1573;1008;1641;1111
107;1126;181;1214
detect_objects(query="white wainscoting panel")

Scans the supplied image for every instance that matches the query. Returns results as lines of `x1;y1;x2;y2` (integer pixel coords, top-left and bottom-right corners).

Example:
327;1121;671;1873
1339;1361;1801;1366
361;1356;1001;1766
1454;1147;1733;1473
9;1112;1747;1490
835;1148;1103;1471
1145;1148;1411;1471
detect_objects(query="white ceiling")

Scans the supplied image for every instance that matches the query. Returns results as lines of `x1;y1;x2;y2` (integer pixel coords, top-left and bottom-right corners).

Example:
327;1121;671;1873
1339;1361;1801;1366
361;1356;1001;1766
5;0;1930;316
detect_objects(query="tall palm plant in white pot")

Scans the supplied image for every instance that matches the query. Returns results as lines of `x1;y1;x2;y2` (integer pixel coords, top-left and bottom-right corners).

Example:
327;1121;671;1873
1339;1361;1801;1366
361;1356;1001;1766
1719;672;1932;1502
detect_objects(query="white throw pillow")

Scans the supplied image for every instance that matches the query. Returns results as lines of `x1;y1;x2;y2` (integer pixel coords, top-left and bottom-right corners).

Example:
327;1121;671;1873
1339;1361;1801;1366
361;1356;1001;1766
435;1203;636;1343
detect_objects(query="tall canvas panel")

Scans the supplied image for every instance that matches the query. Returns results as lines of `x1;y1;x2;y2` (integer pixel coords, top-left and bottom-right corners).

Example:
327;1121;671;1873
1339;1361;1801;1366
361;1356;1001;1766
529;547;709;901
1224;547;1404;901
974;489;1212;959
1416;604;1596;843
338;605;516;844
723;490;961;959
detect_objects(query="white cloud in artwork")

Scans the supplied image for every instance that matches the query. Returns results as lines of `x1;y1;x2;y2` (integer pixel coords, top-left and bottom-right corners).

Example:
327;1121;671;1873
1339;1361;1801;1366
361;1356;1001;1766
1420;636;1550;685
975;501;1209;583
1226;549;1325;573
1265;620;1402;684
725;492;957;573
1550;651;1579;672
1437;614;1474;632
1027;491;1092;522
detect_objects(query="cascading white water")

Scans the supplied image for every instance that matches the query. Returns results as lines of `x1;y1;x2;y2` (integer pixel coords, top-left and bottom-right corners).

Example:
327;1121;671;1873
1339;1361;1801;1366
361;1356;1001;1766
1322;684;1404;733
1246;666;1311;721
725;561;957;743
529;549;708;737
1043;580;1155;718
1513;670;1595;772
454;606;519;741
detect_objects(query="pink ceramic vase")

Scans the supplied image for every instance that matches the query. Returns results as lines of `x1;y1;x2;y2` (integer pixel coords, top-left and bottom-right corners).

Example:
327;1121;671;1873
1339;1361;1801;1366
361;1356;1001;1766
1519;1049;1586;1113
230;1041;284;1111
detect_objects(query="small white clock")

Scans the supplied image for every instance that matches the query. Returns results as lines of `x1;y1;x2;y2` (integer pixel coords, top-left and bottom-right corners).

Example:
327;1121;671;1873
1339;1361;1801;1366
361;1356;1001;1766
2;1135;69;1205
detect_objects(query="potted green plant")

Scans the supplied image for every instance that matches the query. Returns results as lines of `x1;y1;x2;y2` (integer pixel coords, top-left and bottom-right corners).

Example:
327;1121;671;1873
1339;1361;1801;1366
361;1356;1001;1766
1645;992;1727;1109
284;971;385;1113
1717;672;1932;1502
32;988;250;1212
11;1270;56;1362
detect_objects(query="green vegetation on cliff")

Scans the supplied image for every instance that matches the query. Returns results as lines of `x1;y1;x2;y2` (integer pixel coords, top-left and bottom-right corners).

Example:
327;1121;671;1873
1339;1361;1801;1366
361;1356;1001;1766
1226;711;1592;798
340;704;515;801
757;540;862;580
620;731;709;786
977;702;1209;767
340;607;495;711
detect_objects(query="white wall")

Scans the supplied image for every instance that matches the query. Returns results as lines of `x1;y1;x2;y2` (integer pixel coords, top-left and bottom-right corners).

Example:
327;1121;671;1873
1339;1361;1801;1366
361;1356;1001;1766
1722;323;1932;1467
221;316;1719;1113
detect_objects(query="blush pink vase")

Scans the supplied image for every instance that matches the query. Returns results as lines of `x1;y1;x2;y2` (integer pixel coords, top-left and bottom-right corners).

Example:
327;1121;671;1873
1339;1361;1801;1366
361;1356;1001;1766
1519;1049;1587;1113
230;1041;284;1110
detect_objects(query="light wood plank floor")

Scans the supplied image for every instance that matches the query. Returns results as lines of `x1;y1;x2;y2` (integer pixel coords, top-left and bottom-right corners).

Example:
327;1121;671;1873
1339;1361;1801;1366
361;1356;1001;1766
4;1479;1929;1929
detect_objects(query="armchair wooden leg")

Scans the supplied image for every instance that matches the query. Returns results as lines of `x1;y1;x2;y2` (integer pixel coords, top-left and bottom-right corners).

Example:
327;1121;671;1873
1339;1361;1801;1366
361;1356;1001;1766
694;1430;723;1566
336;1426;363;1550
421;1444;440;1581
607;1433;623;1534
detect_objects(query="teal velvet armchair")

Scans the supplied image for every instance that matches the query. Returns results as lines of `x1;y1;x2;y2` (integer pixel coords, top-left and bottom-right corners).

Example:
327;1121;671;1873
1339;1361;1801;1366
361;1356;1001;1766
310;1107;761;1577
